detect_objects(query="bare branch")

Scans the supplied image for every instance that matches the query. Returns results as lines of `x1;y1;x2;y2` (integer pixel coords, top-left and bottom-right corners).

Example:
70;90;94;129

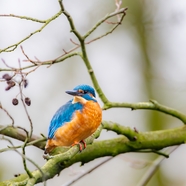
0;10;62;53
137;146;179;186
20;45;38;65
0;103;14;126
0;125;46;149
70;38;80;46
17;126;33;178
0;14;46;23
83;8;128;39
18;60;33;139
1;136;46;185
62;157;113;186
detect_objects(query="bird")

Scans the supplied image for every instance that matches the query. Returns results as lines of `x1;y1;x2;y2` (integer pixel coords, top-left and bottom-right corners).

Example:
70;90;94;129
44;84;102;154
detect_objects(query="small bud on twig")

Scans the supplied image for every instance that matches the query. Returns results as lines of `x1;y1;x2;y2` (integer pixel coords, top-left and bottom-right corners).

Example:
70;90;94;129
23;79;28;88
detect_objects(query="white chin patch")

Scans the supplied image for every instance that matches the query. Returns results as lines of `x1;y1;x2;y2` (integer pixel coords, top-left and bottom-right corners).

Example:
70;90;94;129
72;96;87;104
92;96;96;100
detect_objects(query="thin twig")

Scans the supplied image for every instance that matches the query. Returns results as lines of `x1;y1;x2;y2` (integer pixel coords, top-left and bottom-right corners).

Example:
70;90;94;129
136;149;169;158
1;136;46;184
0;137;46;153
0;8;127;73
70;38;80;46
0;14;46;23
58;0;83;42
18;60;33;139
62;157;113;186
136;146;179;186
0;103;14;126
17;126;33;178
0;10;62;53
1;58;17;70
20;45;38;65
83;8;127;39
115;0;122;21
85;9;126;45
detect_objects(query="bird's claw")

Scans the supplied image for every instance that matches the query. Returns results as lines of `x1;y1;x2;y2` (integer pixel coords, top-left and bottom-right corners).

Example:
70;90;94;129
71;140;86;152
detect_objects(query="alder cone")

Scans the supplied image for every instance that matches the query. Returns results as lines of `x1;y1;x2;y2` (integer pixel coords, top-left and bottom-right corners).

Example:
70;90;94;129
12;98;19;106
25;97;31;106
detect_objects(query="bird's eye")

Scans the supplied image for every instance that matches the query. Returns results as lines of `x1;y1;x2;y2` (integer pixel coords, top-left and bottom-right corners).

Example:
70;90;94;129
78;89;84;94
84;90;88;94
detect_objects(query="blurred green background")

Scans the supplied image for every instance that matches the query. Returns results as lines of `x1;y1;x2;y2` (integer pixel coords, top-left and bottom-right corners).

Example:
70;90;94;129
1;0;186;185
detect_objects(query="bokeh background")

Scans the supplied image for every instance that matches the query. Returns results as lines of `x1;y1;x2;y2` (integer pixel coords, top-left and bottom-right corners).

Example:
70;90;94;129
1;0;186;185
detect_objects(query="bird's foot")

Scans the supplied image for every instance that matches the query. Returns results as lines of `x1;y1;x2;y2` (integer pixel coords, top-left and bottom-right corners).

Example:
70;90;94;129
80;140;86;149
72;140;86;152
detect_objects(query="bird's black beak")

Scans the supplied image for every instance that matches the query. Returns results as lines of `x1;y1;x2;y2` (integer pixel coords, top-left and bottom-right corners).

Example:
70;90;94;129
65;90;83;96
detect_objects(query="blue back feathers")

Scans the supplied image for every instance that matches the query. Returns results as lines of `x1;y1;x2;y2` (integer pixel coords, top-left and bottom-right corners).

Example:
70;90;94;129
48;100;83;139
48;84;97;139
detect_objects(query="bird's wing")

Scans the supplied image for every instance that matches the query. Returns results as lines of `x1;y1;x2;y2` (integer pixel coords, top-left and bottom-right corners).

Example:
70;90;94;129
48;100;83;139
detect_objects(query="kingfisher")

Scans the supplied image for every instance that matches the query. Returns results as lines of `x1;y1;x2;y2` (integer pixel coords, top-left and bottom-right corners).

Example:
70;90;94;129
44;84;102;154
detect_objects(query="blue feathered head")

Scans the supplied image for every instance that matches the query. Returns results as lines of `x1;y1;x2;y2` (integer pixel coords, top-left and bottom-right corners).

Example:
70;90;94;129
66;84;96;101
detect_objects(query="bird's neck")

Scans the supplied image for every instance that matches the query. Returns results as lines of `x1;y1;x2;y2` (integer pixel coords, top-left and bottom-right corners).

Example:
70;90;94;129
72;96;87;104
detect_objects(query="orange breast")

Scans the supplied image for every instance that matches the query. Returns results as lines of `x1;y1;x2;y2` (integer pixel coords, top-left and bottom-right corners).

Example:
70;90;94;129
52;100;102;148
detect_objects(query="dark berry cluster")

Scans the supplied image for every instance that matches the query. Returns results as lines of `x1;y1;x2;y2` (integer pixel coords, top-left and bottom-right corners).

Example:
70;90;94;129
2;74;15;91
2;73;31;106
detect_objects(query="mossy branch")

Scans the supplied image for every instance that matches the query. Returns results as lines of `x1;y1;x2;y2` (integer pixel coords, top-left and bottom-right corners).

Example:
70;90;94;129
102;99;186;124
1;1;185;185
1;122;186;185
0;125;103;186
0;125;46;150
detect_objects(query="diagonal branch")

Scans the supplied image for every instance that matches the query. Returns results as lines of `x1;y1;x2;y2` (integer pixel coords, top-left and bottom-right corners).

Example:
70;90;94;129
0;103;14;126
83;7;128;39
0;10;62;53
136;146;179;186
0;52;79;72
58;0;83;42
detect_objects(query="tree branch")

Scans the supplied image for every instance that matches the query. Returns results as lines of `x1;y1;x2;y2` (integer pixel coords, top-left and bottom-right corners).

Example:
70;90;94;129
0;125;46;149
1;122;186;185
0;14;46;23
0;10;62;53
83;7;128;39
0;125;103;186
136;146;179;186
102;99;186;124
